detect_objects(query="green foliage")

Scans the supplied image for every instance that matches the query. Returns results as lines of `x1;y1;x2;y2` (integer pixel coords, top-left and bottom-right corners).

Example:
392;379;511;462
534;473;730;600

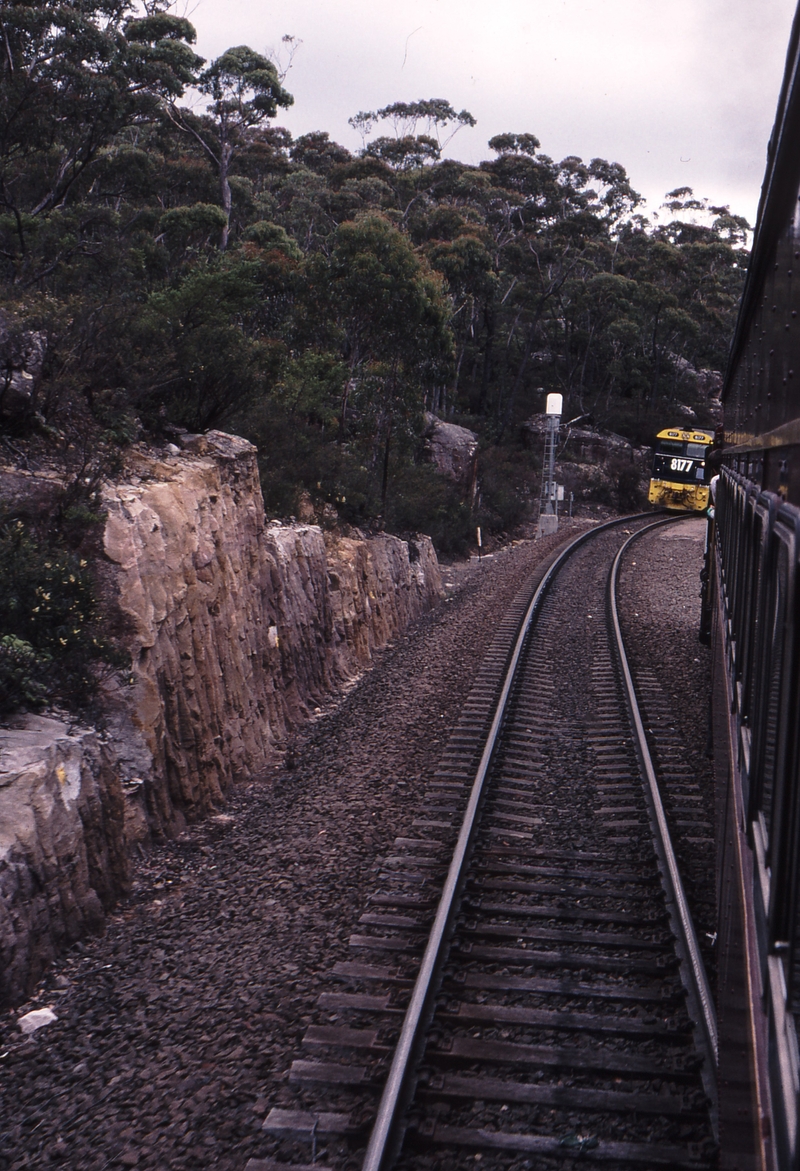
131;256;289;431
616;460;647;512
290;132;351;174
0;520;126;714
243;220;302;257
248;400;379;524
171;43;293;249
476;445;538;533
158;204;229;253
0;7;747;555
273;352;346;429
489;133;540;157
198;45;293;120
366;135;441;170
385;464;473;557
350;100;476;153
0;637;51;715
0;0;202;284
324;215;452;372
294;214;453;494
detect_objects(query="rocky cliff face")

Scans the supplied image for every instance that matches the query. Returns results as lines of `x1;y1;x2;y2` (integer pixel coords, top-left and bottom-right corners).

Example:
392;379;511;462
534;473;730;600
0;716;128;1005
0;432;443;1002
102;432;442;836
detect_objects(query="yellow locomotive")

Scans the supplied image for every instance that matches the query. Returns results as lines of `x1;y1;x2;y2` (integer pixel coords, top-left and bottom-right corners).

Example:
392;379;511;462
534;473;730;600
648;427;713;512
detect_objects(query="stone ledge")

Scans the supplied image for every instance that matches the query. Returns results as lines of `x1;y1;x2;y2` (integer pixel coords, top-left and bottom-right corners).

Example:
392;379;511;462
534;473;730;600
0;715;129;1006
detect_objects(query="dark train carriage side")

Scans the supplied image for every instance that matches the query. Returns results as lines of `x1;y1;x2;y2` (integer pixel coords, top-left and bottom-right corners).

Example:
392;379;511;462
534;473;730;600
725;0;800;495
713;5;800;1169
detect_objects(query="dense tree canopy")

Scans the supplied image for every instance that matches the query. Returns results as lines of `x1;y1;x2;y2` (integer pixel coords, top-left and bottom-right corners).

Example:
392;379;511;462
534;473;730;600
0;0;748;552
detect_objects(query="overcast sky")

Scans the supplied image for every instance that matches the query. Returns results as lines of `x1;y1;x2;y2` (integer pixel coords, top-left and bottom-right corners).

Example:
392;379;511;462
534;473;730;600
187;0;798;226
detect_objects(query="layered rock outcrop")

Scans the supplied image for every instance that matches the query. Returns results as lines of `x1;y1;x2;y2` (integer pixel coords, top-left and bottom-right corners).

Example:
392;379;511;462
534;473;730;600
102;432;441;835
0;716;128;1005
0;431;443;1001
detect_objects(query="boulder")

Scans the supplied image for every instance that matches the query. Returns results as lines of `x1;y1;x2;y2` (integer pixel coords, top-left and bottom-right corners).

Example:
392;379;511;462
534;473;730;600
423;412;478;500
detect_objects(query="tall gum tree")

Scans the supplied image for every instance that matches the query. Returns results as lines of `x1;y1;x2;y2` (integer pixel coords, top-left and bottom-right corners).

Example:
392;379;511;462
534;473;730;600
300;213;452;502
167;46;293;249
0;0;202;282
350;100;475;222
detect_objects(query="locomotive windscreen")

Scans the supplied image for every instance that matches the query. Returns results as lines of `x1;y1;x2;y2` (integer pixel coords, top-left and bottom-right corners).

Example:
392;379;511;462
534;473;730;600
652;439;708;482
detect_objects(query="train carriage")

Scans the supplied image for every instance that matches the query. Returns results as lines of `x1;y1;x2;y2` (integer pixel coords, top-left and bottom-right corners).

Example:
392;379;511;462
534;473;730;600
711;3;800;1167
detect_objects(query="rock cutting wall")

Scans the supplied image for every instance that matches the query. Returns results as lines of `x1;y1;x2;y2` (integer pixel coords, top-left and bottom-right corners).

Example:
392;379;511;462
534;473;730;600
0;432;442;1003
102;432;442;836
0;716;128;1005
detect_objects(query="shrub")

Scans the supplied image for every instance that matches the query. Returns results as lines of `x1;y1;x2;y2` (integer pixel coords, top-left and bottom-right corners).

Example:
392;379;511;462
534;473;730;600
386;463;474;557
0;519;126;715
477;444;538;534
0;636;50;714
617;461;647;512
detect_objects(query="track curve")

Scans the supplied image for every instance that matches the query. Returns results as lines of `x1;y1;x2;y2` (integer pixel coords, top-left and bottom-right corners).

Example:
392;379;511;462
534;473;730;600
256;516;718;1171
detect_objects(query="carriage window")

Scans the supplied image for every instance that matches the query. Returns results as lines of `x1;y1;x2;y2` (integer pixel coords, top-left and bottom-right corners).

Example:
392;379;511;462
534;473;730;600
740;511;766;725
759;546;788;846
686;443;708;458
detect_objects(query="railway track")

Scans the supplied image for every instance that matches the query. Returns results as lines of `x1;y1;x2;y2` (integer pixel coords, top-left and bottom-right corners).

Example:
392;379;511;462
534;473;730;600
252;515;718;1171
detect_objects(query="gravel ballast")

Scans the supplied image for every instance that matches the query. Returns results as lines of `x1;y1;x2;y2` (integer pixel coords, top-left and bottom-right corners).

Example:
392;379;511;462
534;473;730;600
616;515;717;984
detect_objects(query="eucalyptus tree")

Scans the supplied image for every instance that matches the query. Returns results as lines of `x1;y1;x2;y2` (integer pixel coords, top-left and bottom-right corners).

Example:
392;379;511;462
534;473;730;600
166;46;293;248
349;99;476;152
299;213;453;503
0;0;202;283
348;99;476;222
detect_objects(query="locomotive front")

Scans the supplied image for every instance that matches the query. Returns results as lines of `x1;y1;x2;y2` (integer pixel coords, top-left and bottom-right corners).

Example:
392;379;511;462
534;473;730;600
648;427;714;511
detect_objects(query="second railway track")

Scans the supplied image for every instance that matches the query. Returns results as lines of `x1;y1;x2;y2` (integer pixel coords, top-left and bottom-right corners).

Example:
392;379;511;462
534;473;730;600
255;515;718;1171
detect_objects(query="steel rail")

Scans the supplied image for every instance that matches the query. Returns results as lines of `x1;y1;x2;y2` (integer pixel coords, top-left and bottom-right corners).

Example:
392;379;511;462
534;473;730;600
361;512;658;1171
609;519;719;1075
